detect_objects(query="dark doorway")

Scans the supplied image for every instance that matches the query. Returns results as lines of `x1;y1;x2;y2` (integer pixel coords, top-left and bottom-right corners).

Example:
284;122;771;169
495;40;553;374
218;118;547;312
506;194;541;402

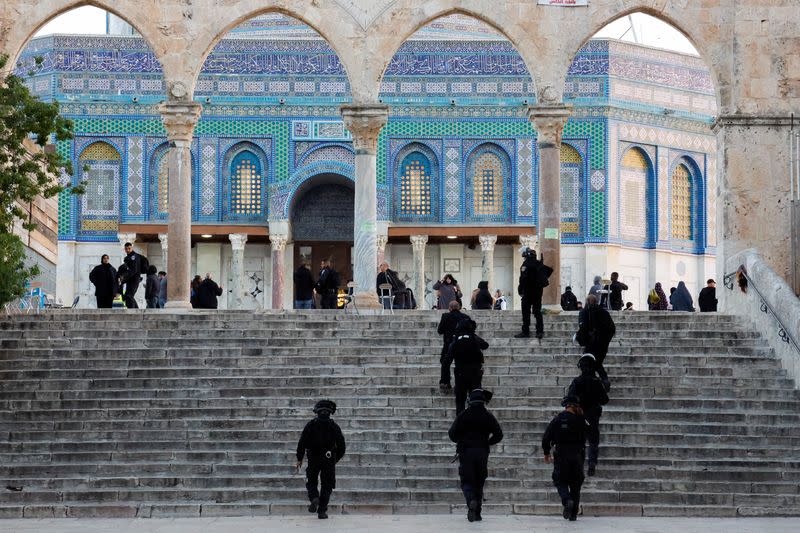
291;176;354;288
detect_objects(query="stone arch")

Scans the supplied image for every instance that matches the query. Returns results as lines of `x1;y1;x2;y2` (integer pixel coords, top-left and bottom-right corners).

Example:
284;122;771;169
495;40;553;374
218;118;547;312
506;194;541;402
393;142;440;222
280;162;356;220
222;142;269;221
464;142;513;222
288;173;355;242
189;5;359;101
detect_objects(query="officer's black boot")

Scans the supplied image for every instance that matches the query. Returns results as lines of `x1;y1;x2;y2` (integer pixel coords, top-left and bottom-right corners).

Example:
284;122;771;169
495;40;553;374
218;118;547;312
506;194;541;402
317;507;328;519
308;497;319;513
467;498;480;522
514;330;530;338
587;463;596;476
563;499;574;520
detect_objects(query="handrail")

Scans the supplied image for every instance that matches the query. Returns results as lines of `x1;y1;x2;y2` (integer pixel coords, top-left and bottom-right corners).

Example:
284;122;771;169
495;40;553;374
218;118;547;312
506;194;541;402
723;268;800;355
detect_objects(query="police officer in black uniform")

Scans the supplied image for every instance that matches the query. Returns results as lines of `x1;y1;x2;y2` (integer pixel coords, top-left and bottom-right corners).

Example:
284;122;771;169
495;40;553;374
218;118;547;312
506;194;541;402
448;388;503;522
295;400;346;519
515;247;552;339
568;354;609;476
436;301;470;391
315;260;340;309
445;318;489;415
542;394;588;521
121;242;147;309
575;293;616;391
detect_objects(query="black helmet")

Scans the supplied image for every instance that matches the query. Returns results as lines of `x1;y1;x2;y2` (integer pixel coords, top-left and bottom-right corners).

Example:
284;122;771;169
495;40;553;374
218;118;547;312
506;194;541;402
468;389;494;405
578;354;596;370
561;394;581;407
313;399;337;415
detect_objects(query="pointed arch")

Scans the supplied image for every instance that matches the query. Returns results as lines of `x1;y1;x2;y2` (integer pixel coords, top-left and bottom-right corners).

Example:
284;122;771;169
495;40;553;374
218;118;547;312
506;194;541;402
394;142;439;222
466;143;512;222
223;142;268;220
619;146;655;246
560;142;584;238
77;141;121;235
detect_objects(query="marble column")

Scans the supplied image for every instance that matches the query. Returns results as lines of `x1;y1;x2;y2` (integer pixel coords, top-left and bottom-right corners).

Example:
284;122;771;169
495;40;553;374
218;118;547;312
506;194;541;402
341;104;389;309
159;102;202;309
270;233;288;310
377;234;389;269
479;234;497;291
228;233;248;310
410;235;428;308
529;105;571;306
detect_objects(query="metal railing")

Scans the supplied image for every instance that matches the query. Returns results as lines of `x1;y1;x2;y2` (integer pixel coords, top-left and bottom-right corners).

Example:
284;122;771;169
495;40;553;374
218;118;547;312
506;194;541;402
724;268;800;355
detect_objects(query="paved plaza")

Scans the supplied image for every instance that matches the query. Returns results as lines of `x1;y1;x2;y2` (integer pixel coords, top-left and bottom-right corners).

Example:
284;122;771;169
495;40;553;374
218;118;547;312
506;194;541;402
2;516;795;533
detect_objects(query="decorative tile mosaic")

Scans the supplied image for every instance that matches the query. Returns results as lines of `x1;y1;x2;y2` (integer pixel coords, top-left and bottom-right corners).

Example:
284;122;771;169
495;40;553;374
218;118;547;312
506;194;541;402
200;139;217;217
301;145;354;167
444;140;461;220
126;137;144;217
517;139;533;218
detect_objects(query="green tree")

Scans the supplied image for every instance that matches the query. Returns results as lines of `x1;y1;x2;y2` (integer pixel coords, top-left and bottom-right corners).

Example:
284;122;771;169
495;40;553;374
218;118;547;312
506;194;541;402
0;53;79;308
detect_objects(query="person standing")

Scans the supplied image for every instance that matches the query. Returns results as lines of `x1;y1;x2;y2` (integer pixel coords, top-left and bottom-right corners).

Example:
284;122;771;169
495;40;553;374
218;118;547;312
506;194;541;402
575;294;615;391
157;271;168;308
195;273;223;309
448;389;503;523
190;275;202;309
433;274;462;310
446;318;489;415
121;242;147;309
588;276;603;297
698;279;718;312
294;263;315;309
607;272;628;311
376;262;406;309
492;290;507;310
560;286;578;311
144;265;160;309
472;281;493;310
647;282;668;311
436;301;470;391
670;281;695;312
568;354;609;476
316;259;340;310
295;400;346;520
542;394;587;522
515;247;552;339
89;255;117;309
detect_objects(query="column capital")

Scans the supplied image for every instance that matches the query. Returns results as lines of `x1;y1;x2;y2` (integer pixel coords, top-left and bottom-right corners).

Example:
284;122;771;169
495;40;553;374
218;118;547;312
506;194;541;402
340;104;389;153
377;234;389;252
410;234;428;252
479;234;497;252
527;104;572;146
520;234;538;250
229;233;248;252
118;232;137;245
158;102;202;143
270;233;288;252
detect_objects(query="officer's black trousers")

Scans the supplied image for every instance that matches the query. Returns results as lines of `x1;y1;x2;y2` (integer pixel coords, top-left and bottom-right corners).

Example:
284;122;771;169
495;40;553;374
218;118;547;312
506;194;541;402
305;459;336;510
123;280;139;309
552;452;585;510
96;295;114;309
458;448;489;507
454;369;482;415
521;293;543;336
321;291;338;309
439;343;452;386
585;410;601;467
585;343;611;386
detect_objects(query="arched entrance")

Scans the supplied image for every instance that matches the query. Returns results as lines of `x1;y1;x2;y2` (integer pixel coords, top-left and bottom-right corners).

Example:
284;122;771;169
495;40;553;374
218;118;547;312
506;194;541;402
290;174;355;286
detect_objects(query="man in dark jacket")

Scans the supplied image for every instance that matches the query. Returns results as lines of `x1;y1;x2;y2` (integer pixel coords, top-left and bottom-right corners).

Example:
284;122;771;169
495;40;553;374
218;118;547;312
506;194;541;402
294;263;315;309
568;354;609;476
698;279;717;312
296;399;346;520
576;294;616;390
195;273;223;309
561;286;578;311
376;262;407;309
121;242;147;309
515;247;552;339
542;394;588;521
448;389;503;522
607;272;628;311
446;319;489;415
144;265;160;309
315;260;340;309
436;301;470;391
89;255;117;309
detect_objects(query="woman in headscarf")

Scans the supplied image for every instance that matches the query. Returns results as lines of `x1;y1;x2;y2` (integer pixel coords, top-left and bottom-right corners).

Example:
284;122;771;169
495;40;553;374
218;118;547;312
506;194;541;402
648;282;669;311
433;274;463;310
669;281;695;312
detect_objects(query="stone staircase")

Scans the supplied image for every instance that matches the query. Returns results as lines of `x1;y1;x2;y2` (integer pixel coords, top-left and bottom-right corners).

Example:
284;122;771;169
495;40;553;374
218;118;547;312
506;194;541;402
0;310;799;519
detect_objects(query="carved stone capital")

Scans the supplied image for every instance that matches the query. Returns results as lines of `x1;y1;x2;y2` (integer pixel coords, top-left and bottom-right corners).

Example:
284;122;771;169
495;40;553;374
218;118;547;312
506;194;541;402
520;234;538;250
158;102;202;143
118;232;137;245
410;234;428;253
340;104;389;153
479;234;497;253
270;233;288;252
527;105;572;146
229;233;248;252
158;233;168;252
377;234;389;252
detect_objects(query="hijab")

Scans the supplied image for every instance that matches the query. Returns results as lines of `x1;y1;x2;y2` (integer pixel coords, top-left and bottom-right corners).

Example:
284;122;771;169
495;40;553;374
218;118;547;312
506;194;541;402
670;281;694;311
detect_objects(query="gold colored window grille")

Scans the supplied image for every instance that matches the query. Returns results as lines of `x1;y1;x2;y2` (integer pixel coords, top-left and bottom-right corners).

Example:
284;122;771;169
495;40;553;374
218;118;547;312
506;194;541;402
232;156;262;215
80;142;121;161
474;152;503;216
400;158;431;215
671;164;692;240
158;156;169;214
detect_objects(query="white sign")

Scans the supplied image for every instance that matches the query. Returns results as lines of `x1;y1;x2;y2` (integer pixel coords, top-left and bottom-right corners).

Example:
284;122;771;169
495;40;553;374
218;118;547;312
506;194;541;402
538;0;588;5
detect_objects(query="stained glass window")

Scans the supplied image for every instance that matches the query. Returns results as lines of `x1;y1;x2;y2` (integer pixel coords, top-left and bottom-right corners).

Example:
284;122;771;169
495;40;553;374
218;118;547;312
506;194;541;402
620;147;649;242
671;163;692;240
560;144;582;234
231;151;262;215
399;152;432;216
473;152;503;216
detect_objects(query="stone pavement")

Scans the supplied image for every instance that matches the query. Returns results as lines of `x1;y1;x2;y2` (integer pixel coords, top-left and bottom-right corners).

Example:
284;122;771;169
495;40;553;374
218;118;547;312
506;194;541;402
1;516;796;533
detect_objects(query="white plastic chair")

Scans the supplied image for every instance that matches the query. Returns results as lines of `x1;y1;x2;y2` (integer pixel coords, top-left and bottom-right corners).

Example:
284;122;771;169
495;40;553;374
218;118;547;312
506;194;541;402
343;282;359;315
378;283;394;315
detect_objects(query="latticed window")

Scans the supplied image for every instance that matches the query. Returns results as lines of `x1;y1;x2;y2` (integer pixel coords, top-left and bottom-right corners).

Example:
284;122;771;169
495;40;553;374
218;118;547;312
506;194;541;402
473;152;503;216
79;142;120;218
620;147;649;242
230;151;262;215
157;155;169;214
399;153;432;216
560;144;582;234
671;164;692;240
